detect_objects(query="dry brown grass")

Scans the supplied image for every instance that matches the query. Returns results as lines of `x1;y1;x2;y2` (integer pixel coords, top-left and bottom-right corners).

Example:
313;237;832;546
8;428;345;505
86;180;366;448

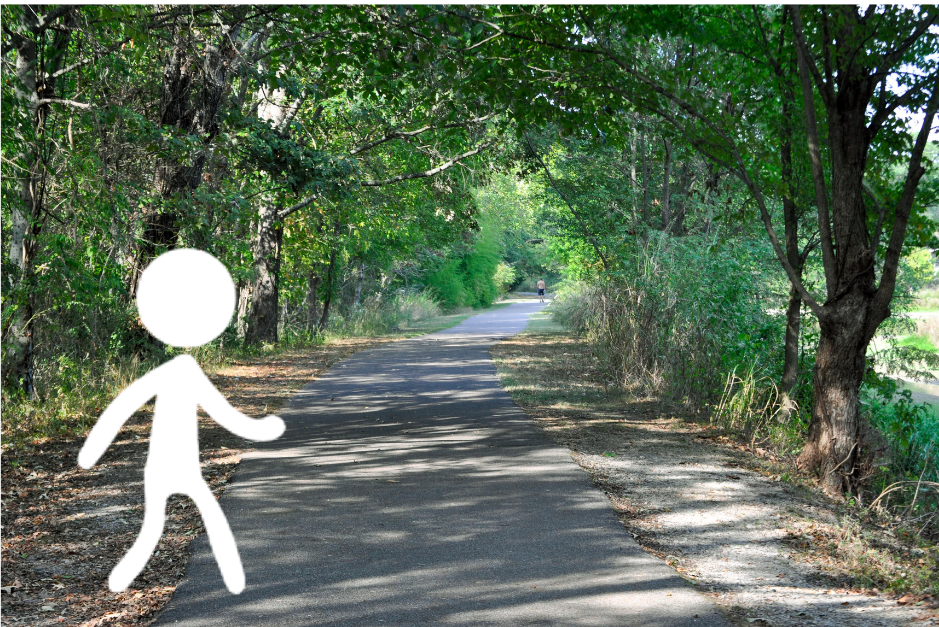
491;328;939;614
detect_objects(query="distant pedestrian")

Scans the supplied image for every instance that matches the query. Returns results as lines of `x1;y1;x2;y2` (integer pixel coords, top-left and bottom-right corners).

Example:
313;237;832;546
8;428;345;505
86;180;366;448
537;278;547;303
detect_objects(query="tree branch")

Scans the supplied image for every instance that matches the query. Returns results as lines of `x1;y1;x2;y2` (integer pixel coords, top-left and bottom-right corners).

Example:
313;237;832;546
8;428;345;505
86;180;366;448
790;7;834;107
24;5;75;35
45;37;133;81
349;113;494;156
877;8;938;71
794;18;839;298
868;71;938;138
276;193;320;222
871;74;939;332
35;98;92;110
359;141;490;187
730;142;824;317
525;135;610;272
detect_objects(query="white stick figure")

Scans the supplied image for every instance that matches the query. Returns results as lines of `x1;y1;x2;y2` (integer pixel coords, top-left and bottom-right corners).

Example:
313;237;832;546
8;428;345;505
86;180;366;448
78;249;284;594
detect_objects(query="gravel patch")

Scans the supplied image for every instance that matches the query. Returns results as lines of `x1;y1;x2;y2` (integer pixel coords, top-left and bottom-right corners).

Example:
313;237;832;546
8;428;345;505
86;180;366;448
491;331;938;627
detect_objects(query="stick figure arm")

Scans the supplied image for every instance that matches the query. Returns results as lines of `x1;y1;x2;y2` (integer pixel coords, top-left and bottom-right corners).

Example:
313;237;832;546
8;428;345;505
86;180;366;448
78;371;158;469
194;368;285;442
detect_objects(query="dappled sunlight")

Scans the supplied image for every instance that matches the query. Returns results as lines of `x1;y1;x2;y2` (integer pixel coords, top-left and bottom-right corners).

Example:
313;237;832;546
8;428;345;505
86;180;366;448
155;302;726;626
490;328;934;627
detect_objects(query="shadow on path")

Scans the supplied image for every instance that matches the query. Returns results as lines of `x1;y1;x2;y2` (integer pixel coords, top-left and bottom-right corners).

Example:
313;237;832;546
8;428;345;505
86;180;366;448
154;302;728;626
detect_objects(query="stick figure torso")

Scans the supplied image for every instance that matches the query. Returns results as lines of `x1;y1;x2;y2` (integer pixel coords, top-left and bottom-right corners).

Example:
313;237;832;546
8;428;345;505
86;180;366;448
78;250;284;594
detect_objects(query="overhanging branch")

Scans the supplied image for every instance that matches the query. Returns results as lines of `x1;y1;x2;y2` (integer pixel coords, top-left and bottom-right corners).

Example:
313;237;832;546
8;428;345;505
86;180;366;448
350;113;494;156
359;141;490;187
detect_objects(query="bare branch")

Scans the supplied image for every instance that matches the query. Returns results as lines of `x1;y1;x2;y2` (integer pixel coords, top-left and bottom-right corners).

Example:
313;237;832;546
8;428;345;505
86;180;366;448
35;98;92;110
359;141;490;187
349;114;494;156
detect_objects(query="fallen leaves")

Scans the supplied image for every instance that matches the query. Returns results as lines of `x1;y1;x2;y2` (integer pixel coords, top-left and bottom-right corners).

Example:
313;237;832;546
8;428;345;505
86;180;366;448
2;338;392;627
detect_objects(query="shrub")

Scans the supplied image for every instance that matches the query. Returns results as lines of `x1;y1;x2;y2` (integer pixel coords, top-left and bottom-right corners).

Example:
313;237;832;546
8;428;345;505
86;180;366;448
424;259;467;309
552;232;782;412
493;262;518;294
329;290;443;337
394;291;442;325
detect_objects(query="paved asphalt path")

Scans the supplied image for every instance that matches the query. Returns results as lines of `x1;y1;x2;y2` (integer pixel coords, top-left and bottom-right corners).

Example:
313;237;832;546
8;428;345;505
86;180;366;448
155;301;729;626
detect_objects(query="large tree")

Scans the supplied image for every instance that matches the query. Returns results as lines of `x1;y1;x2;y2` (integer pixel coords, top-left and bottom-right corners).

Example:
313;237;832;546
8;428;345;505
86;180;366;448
441;4;939;494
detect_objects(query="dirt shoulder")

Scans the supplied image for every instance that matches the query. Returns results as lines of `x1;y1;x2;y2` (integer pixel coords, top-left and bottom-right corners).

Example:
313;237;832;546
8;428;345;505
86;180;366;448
0;338;391;627
490;327;939;627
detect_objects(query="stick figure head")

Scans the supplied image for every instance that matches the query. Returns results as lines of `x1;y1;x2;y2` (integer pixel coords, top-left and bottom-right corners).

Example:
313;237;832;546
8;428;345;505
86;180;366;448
136;249;235;348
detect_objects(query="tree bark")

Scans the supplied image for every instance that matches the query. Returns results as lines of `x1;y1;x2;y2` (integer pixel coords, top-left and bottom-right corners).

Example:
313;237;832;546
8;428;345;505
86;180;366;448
305;271;321;333
800;295;870;494
640;128;649;223
661;137;672;231
236;279;251;339
127;21;236;298
779;85;803;415
629;127;638;220
318;245;338;331
2;7;75;394
353;262;365;309
244;204;283;345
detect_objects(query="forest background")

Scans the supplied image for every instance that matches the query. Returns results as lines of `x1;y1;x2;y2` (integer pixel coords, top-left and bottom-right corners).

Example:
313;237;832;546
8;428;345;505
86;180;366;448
2;4;939;538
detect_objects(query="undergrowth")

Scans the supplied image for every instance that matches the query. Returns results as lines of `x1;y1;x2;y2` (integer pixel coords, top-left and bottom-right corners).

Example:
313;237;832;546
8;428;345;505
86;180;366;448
1;290;447;447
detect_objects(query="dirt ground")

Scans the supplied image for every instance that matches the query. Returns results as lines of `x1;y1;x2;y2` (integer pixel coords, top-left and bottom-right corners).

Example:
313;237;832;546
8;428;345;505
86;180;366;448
5;319;937;627
0;338;391;627
490;330;939;627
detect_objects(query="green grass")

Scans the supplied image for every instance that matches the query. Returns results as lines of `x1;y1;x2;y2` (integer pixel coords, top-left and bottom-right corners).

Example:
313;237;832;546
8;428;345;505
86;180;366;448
896;334;939;352
524;306;567;334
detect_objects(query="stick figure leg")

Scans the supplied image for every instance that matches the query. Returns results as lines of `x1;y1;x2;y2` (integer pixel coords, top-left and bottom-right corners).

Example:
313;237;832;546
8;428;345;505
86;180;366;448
109;484;169;592
188;481;245;594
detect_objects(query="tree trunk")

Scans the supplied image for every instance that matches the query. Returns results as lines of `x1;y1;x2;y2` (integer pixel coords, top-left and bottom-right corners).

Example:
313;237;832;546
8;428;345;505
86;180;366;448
661;137;672;230
673;163;690;235
794;78;881;494
779;87;803;415
245;205;283;345
306;272;321;333
2;7;75;394
800;296;870;494
640;128;649;223
630;127;638;220
796;126;878;492
353;262;365;309
127;22;235;298
781;282;802;407
236;279;251;339
318;247;338;331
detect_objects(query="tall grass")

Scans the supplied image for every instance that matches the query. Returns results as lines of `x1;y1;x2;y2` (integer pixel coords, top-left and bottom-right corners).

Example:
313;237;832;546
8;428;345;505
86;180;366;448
2;290;444;446
2;352;162;446
552;233;783;413
862;377;939;535
328;291;442;337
